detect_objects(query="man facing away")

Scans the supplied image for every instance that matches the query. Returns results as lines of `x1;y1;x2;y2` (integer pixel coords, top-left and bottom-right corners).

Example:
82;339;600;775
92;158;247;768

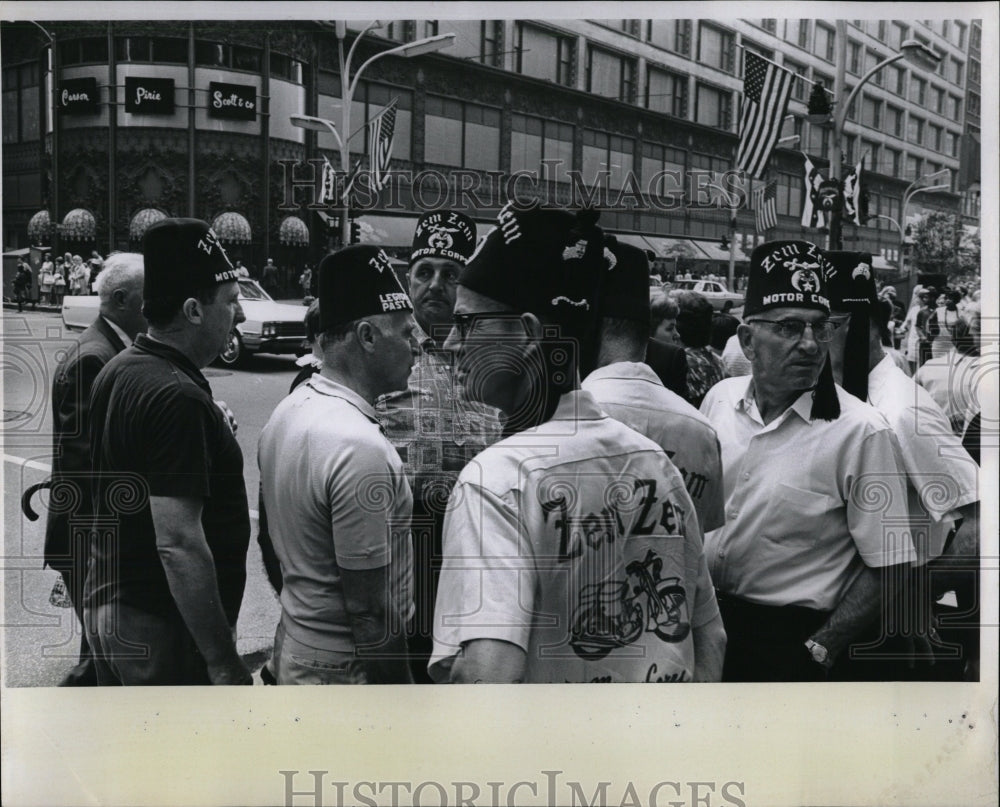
429;204;726;684
259;245;418;684
85;219;251;685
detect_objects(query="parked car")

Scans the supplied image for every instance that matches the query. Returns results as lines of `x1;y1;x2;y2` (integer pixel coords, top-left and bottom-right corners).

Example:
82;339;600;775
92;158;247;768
666;279;744;312
62;279;307;366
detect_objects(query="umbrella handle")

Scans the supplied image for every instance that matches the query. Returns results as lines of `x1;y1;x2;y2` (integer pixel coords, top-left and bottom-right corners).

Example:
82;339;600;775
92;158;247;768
21;480;53;522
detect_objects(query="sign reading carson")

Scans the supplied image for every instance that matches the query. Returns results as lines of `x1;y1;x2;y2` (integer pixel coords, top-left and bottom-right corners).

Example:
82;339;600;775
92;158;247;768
59;77;99;115
207;81;257;120
124;77;175;114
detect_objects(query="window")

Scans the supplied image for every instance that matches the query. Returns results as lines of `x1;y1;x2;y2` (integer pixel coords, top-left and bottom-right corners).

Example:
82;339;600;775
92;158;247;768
907;116;924;144
587;46;636;102
775;173;802;217
970;24;980;51
861;97;882;129
910;77;925;105
887;148;902;176
511;114;574;185
889;22;907;50
321;82;413;162
424;96;499;171
581;129;634;190
646;67;688;118
887;105;904;137
848;41;861;75
698;24;735;73
889;65;905;96
2;62;39;144
694;82;733;131
270;52;303;83
596;19;640;37
59;36;109;65
944;131;956;157
933;87;945;114
515;23;574;86
968;92;981;117
950;95;962;118
815;23;836;61
421;21;439;38
956;22;967;48
930;124;943;151
195;41;261;72
761;19;777;34
865;50;883;86
843;134;856;164
641;143;687;198
906;155;923;178
797;20;810;49
114;37;187;64
807;123;829;158
861;139;880;170
950;58;964;86
877;20;888;41
786;59;808;100
647;19;692;56
969;58;980;85
846;89;858;121
441;21;501;66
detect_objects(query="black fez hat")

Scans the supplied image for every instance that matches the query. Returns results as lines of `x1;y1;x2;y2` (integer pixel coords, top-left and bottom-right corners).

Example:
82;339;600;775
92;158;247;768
743;239;832;317
824;251;877;401
459;203;609;340
410;210;477;266
599;237;651;323
318;245;412;331
142;218;238;303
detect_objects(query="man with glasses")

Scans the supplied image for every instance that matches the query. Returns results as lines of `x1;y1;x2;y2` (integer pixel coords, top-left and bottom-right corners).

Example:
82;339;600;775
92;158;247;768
699;240;913;682
374;210;502;682
428;205;726;684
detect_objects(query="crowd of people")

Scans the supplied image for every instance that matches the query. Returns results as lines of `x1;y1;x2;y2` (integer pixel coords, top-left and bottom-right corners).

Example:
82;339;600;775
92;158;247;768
32;202;983;686
13;250;105;308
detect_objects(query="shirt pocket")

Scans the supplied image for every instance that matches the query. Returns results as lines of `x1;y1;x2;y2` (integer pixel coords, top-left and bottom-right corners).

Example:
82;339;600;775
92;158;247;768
761;483;839;546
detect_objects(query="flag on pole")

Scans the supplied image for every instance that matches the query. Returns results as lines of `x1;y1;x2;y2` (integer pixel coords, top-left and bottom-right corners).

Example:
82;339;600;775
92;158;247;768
753;179;778;233
801;153;826;230
737;51;795;179
842;155;864;226
367;97;398;191
321;155;337;204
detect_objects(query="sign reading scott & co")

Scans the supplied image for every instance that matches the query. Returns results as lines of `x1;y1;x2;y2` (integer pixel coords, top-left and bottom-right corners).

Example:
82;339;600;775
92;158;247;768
59;77;99;114
207;81;258;121
124;76;176;114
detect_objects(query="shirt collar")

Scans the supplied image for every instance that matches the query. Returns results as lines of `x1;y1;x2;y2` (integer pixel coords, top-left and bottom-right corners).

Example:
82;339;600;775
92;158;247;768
583;361;664;388
867;354;896;399
133;334;210;394
102;316;133;348
305;373;379;424
736;378;814;424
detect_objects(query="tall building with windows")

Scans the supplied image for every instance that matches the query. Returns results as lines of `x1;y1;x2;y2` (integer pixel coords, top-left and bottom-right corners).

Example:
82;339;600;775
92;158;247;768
2;17;978;281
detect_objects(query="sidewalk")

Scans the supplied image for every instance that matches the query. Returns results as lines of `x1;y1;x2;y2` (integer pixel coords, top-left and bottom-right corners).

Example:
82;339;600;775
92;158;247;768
2;300;62;313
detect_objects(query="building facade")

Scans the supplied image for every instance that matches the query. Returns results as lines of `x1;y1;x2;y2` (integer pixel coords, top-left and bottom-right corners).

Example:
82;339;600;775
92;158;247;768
2;17;978;280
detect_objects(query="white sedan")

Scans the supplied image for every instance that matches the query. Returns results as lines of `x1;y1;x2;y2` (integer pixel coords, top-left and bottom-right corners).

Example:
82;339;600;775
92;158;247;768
666;279;744;312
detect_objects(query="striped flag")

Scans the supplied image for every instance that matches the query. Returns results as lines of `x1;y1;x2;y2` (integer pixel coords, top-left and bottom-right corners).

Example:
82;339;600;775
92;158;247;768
367;97;398;191
753;179;778;233
842;155;864;226
737;51;795;179
320;155;337;204
801;152;826;230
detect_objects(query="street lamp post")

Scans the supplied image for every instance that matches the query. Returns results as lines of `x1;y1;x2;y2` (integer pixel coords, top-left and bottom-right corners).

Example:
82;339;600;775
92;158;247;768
898;168;952;279
828;24;942;249
292;24;454;246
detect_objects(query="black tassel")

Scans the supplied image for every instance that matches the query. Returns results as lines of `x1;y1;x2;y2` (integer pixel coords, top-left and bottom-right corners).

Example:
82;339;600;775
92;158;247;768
841;312;870;401
810;356;841;421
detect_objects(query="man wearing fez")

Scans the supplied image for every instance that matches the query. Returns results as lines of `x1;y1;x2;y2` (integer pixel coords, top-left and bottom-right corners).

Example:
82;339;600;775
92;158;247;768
429;205;725;683
582;238;726;536
699;240;913;682
85;220;251;685
259;246;417;685
374;210;502;682
824;251;980;680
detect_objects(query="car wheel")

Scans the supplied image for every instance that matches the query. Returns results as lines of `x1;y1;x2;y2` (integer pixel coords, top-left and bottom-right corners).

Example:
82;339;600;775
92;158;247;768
723;301;733;313
218;331;245;366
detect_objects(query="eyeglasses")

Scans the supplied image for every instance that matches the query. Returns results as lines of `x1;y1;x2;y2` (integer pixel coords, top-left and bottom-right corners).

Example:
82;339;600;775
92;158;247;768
452;311;521;339
746;318;841;342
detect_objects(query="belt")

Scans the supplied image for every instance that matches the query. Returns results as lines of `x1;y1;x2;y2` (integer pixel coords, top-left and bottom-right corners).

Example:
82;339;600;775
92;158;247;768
715;590;829;638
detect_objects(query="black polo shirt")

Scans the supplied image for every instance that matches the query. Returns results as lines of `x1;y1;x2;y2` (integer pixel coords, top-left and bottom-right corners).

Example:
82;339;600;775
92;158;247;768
86;334;250;625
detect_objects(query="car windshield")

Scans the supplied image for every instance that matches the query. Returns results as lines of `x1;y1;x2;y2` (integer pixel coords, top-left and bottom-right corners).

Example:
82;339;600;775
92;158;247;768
238;279;271;301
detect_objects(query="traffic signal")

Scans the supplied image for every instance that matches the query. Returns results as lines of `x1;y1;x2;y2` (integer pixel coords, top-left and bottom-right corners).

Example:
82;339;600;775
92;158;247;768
349;219;361;244
719;235;729;250
807;82;832;123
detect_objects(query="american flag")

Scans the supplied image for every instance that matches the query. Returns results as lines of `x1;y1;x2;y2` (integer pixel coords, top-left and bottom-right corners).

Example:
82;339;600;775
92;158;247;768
754;179;778;233
367;98;398;191
736;51;795;179
320;155;336;204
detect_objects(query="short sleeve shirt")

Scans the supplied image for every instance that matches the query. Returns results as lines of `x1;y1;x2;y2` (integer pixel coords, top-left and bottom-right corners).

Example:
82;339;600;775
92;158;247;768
867;354;979;562
258;374;414;653
430;390;719;684
87;335;250;624
700;377;915;611
582;362;726;533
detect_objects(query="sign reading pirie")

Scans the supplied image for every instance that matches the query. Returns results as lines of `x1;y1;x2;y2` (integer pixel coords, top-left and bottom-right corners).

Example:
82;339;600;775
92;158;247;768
207;81;257;120
59;77;99;115
124;77;175;114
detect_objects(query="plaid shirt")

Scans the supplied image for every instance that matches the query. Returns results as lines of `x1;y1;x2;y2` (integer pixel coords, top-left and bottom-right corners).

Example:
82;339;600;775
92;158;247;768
375;331;502;504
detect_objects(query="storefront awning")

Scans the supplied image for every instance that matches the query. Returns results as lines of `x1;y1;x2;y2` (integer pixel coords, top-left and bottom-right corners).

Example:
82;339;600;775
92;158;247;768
691;239;750;262
27;210;52;244
609;232;656;254
641;236;703;260
211;211;252;244
279;215;309;246
60;208;96;241
129;208;167;241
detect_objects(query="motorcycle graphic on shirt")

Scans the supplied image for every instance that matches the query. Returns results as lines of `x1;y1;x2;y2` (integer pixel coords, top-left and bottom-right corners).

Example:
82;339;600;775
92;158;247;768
569;548;690;661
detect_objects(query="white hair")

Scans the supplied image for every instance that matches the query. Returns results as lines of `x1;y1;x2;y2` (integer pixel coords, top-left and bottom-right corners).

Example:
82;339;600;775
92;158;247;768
94;252;144;303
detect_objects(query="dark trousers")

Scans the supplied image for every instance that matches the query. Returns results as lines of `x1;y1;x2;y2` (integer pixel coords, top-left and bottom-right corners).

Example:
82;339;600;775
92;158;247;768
55;561;98;686
717;593;829;682
407;497;446;684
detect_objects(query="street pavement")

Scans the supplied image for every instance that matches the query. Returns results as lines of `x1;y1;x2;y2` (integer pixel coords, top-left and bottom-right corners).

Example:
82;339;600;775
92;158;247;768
2;307;299;686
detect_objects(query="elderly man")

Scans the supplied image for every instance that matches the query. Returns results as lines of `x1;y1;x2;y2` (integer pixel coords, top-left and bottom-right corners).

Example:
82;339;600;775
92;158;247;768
582;238;725;536
825;251;980;680
41;253;146;686
259;246;418;685
85;219;250;685
429;205;725;684
374;210;502;682
699;240;913;682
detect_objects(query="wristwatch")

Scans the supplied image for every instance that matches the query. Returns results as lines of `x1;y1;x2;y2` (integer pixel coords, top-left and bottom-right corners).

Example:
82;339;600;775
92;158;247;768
804;638;830;667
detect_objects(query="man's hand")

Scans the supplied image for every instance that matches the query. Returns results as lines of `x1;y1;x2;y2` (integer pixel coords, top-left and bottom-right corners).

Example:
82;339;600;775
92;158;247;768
207;654;254;686
215;400;238;434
